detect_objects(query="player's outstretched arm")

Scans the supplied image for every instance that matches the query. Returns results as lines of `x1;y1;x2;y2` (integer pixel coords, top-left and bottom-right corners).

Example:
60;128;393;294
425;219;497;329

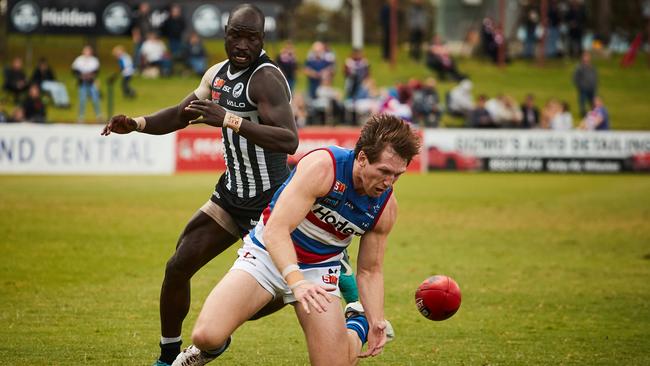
101;92;201;136
263;150;334;313
357;195;397;358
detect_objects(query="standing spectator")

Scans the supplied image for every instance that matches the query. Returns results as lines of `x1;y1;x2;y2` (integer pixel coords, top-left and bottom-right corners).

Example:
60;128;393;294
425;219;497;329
30;57;70;108
161;4;186;63
566;0;587;58
141;32;172;77
22;84;47;123
468;94;496;128
481;18;499;62
579;96;609;130
3;57;28;103
522;9;540;59
72;45;102;123
425;35;467;82
546;0;562;58
380;0;392;61
573;51;598;117
407;0;428;61
343;48;370;100
551;101;574;130
183;32;208;77
112;45;136;98
132;2;154;71
521;94;540;128
304;41;334;100
275;41;298;91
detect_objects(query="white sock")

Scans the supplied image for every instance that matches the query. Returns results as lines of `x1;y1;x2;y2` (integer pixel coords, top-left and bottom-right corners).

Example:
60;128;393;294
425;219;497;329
161;336;182;345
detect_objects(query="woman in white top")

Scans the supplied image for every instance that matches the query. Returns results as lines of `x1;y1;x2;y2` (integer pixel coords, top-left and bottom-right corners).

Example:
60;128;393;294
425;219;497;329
71;45;102;122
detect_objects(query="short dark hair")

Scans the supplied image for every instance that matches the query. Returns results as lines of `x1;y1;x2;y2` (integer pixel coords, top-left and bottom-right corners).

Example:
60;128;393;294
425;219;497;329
354;114;421;164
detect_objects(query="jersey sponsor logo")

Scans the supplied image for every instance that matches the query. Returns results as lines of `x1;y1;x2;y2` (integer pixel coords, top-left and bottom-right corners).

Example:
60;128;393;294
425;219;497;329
233;82;244;98
321;197;340;208
211;91;221;102
213;77;225;89
222;85;231;93
322;268;338;286
226;99;246;108
312;206;363;236
333;180;346;194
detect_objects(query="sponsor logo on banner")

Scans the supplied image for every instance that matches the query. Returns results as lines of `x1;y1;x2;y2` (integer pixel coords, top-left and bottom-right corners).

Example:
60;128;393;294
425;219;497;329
102;2;131;34
11;0;40;32
192;4;220;38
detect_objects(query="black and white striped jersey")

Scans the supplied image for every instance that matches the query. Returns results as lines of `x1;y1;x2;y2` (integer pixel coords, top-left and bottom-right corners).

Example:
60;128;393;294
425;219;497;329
194;51;292;198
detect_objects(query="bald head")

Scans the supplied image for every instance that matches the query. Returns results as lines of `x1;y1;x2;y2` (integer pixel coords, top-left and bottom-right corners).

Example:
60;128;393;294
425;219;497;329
228;4;265;33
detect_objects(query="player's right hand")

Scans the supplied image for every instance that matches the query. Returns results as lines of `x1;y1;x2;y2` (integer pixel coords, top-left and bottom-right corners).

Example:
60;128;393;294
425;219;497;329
292;281;335;315
101;115;137;135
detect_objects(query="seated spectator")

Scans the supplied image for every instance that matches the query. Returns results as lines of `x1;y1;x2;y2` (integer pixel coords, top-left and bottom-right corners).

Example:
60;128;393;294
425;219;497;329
31;57;70;108
425;36;467;82
22;84;47;123
112;45;136;98
291;93;307;128
184;32;208;76
579;96;609;130
411;77;442;127
140;32;172;78
447;79;474;117
520;94;540;128
344;48;370;100
379;84;413;122
10;106;26;122
344;77;381;125
485;94;522;127
468;94;497;128
550;101;573;130
309;72;345;125
541;99;562;129
3;57;28;102
276;41;298;91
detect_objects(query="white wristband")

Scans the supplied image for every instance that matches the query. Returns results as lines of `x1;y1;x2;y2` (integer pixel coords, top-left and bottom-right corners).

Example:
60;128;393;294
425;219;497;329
223;112;242;133
281;264;300;279
289;279;310;291
134;116;146;132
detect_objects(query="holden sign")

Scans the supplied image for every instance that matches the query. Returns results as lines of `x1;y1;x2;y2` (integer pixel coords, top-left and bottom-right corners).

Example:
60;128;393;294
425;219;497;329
102;2;131;35
10;0;40;33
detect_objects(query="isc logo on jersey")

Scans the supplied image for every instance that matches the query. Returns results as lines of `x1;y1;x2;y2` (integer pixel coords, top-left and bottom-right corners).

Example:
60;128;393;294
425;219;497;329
312;206;363;236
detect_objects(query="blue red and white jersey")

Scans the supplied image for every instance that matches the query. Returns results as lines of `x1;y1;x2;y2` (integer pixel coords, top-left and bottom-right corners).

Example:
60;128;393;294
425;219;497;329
244;146;393;266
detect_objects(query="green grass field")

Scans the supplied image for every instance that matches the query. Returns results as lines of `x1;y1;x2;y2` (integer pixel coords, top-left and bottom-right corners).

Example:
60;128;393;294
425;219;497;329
5;35;650;129
1;173;649;365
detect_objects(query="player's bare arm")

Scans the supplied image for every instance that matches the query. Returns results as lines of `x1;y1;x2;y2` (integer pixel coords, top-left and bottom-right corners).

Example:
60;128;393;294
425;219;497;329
263;151;334;313
184;67;298;154
101;92;200;136
357;195;397;358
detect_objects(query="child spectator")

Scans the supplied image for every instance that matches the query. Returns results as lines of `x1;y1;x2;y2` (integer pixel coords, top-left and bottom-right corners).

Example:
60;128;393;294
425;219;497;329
184;32;208;76
22;84;47;123
112;45;136;98
579;96;609;130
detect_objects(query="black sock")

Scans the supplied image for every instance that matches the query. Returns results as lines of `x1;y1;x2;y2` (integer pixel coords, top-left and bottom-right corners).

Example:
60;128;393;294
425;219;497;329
159;341;182;365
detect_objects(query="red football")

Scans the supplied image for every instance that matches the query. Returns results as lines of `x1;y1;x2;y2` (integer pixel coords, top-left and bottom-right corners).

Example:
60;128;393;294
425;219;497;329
415;275;461;321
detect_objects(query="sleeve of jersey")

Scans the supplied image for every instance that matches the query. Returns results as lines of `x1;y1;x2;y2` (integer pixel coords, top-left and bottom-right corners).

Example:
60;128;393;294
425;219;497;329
193;62;223;100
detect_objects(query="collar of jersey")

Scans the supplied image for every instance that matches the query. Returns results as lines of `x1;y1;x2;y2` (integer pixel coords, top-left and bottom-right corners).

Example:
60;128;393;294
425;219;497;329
226;49;266;80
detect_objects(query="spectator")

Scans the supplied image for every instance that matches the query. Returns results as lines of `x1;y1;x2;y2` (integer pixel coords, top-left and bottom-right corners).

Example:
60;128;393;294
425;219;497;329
550;101;573;130
425;35;468;82
468;94;496;128
291;93;307;128
406;0;428;61
275;41;298;91
10;106;26;122
112;45;136;98
3;57;28;103
380;1;392;61
579;96;609;130
447;79;474;117
140;31;172;78
541;98;562;129
72;45;102;123
304;41;334;100
379;84;413;122
521;94;540;128
345;77;381;125
566;0;587;58
161;4;186;62
184;32;207;76
546;0;562;58
522;9;540;59
0;100;8;122
311;72;344;125
411;77;442;127
481;17;499;62
22;84;46;123
573;51;598;117
132;2;154;71
343;48;370;100
485;95;523;127
30;57;70;108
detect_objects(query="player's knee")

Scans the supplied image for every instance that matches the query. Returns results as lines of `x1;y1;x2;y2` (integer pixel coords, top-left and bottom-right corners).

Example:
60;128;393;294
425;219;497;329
164;254;193;281
191;325;228;351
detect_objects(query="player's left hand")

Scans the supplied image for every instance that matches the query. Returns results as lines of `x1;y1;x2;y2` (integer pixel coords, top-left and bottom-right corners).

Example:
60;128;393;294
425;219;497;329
359;320;388;358
185;100;226;127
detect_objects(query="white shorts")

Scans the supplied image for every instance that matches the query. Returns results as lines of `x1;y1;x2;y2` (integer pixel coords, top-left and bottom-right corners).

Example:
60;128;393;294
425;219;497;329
231;240;342;304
